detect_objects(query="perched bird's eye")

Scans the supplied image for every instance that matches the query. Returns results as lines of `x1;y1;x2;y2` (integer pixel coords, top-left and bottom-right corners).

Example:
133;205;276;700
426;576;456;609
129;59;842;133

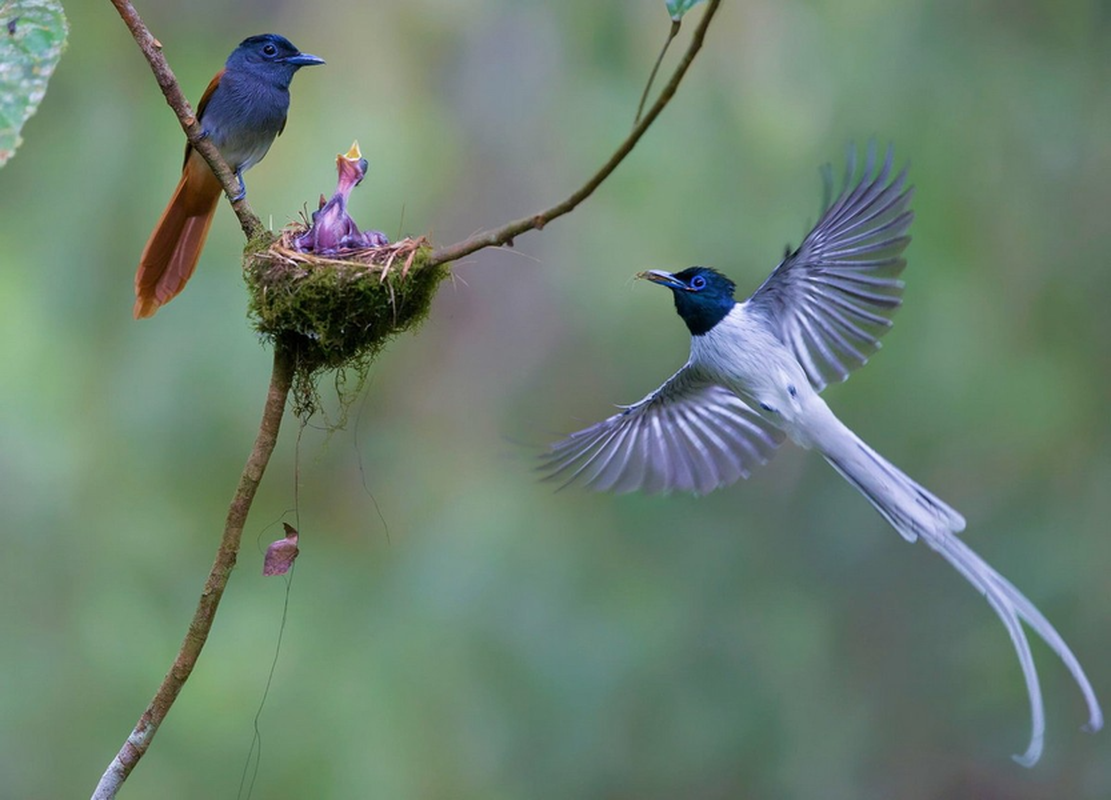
262;43;278;57
690;275;707;291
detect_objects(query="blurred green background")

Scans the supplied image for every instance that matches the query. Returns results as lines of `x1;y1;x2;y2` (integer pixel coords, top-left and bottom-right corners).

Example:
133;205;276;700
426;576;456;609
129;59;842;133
2;1;1110;797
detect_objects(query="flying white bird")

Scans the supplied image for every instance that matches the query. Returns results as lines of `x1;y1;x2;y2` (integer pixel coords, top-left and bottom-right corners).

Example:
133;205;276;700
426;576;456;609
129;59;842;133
541;146;1102;765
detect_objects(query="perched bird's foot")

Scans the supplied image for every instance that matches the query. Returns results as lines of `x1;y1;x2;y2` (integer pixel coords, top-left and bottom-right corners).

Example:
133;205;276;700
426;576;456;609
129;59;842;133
231;170;247;202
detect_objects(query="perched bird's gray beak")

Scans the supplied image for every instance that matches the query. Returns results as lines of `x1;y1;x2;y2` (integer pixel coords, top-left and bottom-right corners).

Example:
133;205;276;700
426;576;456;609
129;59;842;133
284;52;326;67
637;270;688;291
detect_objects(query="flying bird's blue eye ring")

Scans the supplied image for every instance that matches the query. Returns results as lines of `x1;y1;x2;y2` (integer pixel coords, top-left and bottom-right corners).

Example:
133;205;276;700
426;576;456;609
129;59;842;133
262;43;278;57
690;275;707;291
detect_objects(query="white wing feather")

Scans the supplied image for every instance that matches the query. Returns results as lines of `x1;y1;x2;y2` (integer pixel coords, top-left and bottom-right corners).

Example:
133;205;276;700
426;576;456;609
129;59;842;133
540;364;784;495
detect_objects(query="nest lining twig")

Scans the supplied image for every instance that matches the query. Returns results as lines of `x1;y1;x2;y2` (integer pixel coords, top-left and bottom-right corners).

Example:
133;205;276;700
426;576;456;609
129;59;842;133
268;226;428;279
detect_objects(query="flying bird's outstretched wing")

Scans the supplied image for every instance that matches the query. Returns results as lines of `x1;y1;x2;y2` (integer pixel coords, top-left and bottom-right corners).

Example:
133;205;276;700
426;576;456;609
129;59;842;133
540;365;784;495
747;144;913;391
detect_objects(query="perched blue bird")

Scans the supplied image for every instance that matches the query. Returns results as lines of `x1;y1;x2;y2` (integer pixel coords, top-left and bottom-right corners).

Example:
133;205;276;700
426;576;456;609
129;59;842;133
541;146;1102;765
134;34;324;318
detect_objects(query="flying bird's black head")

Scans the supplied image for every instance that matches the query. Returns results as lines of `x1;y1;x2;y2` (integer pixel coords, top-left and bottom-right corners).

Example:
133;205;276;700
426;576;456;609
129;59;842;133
639;266;737;336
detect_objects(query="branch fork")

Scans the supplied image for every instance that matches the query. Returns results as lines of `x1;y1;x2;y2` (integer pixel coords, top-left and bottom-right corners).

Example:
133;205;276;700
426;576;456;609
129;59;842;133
95;2;722;797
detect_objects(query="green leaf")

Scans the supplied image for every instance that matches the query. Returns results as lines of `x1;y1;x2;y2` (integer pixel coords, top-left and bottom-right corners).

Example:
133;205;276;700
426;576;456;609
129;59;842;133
0;0;68;169
665;0;706;22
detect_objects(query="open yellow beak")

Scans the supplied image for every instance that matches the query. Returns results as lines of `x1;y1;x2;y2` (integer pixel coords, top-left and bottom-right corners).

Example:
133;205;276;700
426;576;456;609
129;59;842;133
342;140;362;161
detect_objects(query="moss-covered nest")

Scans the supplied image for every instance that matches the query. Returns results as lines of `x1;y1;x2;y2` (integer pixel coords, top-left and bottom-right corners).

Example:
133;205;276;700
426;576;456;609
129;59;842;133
244;227;450;417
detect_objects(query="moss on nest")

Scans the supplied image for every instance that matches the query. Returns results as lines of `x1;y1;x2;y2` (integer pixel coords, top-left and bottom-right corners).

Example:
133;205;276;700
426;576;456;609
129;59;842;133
244;229;449;417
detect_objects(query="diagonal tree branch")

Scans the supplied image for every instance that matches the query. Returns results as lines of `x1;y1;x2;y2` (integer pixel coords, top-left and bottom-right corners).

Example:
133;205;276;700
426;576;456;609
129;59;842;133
109;0;265;240
91;347;294;800
97;2;723;798
427;0;721;267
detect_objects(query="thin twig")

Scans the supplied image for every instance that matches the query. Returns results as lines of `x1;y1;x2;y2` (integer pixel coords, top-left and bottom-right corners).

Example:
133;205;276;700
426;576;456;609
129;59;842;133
427;0;721;268
109;0;265;240
91;348;294;800
634;20;681;126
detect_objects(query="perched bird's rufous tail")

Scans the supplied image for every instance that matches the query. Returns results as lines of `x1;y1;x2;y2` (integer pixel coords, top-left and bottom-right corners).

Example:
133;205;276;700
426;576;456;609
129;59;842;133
133;149;222;319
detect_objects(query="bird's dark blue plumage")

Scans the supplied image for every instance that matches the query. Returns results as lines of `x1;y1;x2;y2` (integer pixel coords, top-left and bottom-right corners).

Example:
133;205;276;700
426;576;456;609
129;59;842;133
228;34;326;89
202;35;325;179
652;266;737;336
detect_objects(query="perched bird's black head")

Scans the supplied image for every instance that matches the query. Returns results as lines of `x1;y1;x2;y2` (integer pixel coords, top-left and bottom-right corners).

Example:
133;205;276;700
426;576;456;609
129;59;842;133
230;34;325;87
639;266;737;336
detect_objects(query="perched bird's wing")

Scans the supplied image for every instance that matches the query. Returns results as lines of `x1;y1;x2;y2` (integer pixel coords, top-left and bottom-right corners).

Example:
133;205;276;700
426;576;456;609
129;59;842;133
746;144;913;391
183;68;226;169
540;364;785;495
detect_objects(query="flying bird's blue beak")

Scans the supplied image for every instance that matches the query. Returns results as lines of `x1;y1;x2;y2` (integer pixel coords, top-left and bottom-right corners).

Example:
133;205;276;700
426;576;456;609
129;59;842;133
637;270;689;291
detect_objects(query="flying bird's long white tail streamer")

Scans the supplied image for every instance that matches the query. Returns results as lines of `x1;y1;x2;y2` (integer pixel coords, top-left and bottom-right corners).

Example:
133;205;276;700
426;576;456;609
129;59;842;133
817;411;1102;766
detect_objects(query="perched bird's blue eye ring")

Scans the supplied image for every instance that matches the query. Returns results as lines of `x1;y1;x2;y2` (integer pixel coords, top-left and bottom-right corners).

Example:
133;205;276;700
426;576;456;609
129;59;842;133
262;43;278;57
690;275;707;291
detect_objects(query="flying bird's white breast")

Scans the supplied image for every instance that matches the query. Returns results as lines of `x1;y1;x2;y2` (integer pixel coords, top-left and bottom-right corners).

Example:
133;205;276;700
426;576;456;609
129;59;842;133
690;302;824;445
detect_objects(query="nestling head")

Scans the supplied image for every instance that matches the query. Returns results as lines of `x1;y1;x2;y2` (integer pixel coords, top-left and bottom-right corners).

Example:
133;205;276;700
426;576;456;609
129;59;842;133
638;266;737;335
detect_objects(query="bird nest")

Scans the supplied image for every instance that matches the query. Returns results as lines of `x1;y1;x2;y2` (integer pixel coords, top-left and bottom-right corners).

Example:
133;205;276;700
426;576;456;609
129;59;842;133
244;228;450;417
